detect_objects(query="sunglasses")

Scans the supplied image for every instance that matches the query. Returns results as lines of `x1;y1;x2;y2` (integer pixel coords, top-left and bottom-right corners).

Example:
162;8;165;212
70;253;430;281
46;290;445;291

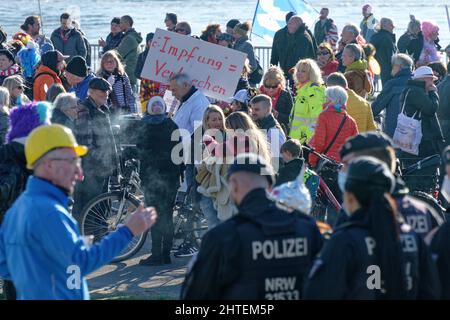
264;84;279;89
318;50;331;56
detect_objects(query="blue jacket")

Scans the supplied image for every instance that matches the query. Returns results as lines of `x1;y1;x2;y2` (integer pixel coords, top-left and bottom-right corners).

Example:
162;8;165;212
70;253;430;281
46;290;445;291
372;68;412;137
69;73;96;101
0;176;133;300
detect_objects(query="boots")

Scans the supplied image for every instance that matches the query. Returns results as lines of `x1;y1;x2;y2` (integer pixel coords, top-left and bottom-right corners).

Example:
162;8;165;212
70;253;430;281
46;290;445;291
138;254;163;266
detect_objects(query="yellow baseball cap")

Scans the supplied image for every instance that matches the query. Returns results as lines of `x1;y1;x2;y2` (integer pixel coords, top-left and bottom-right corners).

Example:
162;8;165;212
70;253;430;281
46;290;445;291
25;124;88;169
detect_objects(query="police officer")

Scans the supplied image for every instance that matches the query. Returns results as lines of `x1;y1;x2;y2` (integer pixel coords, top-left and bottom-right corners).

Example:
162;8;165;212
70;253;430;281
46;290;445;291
337;132;444;239
304;157;440;299
430;146;450;299
181;153;324;300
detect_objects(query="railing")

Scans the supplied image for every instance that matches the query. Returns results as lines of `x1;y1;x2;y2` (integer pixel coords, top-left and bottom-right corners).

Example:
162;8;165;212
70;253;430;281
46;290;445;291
89;44;273;74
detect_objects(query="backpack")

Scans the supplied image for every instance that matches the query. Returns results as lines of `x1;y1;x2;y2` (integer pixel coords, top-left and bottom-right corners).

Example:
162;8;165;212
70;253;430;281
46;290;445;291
248;56;264;85
28;70;59;100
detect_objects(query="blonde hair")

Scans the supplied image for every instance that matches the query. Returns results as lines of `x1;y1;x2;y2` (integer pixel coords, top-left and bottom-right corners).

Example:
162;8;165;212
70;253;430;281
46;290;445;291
263;66;286;90
2;75;24;94
294;59;324;85
98;50;126;76
202;105;226;130
225;111;271;164
0;87;10;108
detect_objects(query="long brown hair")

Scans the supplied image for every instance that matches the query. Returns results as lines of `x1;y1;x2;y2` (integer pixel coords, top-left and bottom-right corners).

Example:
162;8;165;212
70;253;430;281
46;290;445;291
97;50;126;76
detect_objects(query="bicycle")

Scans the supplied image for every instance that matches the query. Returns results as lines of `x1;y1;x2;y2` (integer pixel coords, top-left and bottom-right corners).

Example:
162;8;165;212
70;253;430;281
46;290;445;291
172;187;208;249
302;145;342;226
79;159;147;262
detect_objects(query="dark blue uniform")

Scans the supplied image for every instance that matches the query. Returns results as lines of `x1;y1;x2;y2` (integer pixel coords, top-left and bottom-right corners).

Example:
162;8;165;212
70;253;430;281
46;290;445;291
431;221;450;299
181;188;323;300
335;194;443;240
304;209;441;299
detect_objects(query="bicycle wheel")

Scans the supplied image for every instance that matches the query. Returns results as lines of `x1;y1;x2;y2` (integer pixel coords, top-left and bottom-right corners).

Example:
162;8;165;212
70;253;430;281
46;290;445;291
80;191;148;262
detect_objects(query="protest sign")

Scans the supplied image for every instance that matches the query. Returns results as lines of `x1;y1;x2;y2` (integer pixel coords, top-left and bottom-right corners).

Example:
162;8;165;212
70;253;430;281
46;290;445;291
141;28;247;101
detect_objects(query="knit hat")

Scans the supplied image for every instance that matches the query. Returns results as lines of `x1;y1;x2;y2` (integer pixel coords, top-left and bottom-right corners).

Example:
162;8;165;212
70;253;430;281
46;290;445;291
146;96;166;115
362;4;373;14
6;101;52;143
146;32;155;42
66;56;88;77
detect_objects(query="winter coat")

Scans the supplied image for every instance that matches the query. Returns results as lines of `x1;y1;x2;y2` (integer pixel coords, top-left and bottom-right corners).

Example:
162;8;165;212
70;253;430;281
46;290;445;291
135;48;148;80
314;18;339;49
51;108;76;133
437;75;450;121
0;108;8;144
360;14;378;42
346;89;377;132
100;72;136;114
76;97;117;178
116;28;143;86
344;60;373;99
136;116;180;194
398;32;415;55
400;79;443;153
101;32;124;55
290;82;326;141
270;25;316;77
50;28;86;59
309;107;359;167
33;65;63;101
68;73;96;101
275;158;305;187
372;68;413;137
0;141;30;223
256;113;286;159
0;176;134;299
172;87;209;136
370;29;397;85
234;36;257;72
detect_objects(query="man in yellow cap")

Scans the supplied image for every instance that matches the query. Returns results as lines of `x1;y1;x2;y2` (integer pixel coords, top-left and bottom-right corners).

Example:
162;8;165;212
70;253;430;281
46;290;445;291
0;124;157;300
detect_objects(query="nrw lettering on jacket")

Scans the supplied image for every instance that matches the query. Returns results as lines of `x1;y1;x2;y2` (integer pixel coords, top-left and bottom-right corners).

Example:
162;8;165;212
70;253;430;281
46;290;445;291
252;238;308;260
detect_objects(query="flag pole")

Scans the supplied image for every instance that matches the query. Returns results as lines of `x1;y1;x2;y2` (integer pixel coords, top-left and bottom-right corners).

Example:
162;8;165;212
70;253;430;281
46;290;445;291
446;5;450;32
38;0;45;35
250;0;260;41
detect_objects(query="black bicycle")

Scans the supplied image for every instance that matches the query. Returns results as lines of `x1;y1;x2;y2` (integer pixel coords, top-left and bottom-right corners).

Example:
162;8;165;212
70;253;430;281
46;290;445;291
79;159;146;262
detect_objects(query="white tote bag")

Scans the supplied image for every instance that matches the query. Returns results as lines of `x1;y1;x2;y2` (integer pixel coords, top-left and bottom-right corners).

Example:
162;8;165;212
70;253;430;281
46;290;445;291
393;90;423;156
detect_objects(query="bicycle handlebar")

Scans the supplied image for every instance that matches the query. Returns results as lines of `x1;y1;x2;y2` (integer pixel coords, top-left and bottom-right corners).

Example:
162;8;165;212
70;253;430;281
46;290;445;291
302;144;342;167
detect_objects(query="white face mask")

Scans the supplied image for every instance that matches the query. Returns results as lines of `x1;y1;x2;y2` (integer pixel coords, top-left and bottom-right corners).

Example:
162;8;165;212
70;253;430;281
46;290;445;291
441;176;450;203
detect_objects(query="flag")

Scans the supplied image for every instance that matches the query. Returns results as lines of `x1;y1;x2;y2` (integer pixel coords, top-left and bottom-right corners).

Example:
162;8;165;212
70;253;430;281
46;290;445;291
251;0;317;45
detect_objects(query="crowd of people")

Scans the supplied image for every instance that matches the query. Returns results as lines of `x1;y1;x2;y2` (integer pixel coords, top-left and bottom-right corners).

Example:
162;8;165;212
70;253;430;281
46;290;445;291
0;4;449;300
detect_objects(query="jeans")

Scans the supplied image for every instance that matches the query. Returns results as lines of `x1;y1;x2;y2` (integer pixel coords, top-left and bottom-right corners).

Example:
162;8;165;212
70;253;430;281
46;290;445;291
200;196;220;230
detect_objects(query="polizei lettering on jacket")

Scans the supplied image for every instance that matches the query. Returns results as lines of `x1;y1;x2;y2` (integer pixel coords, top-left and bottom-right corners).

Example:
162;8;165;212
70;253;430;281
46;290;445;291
252;238;308;260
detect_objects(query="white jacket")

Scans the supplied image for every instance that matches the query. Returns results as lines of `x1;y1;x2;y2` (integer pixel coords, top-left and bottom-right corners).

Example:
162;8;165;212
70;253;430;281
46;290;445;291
173;89;209;135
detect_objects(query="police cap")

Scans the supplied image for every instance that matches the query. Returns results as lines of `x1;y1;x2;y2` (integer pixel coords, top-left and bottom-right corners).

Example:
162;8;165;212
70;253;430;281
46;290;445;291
88;77;112;92
340;131;393;159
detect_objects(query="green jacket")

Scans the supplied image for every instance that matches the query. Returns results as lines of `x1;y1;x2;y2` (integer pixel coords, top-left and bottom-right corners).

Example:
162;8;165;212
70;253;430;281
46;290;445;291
116;28;143;86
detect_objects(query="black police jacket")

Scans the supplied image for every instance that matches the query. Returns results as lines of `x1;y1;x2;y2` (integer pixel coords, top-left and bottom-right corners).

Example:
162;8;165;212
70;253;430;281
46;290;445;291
431;221;450;299
304;208;441;299
181;188;323;300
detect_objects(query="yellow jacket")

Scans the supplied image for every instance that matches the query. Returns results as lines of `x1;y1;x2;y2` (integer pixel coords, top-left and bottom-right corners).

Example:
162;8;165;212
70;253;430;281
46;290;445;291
346;89;377;132
290;82;326;141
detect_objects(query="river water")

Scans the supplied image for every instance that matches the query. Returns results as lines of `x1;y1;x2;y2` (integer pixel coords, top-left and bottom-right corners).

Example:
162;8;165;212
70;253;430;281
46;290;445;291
1;0;450;46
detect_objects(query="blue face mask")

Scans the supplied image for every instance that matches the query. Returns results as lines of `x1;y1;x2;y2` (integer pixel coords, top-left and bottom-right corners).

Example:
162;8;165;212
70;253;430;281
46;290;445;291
338;170;347;193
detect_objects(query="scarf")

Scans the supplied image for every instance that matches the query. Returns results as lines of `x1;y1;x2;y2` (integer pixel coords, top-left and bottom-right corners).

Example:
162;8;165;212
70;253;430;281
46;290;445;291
0;64;20;77
345;60;368;72
325;103;346;113
259;86;282;110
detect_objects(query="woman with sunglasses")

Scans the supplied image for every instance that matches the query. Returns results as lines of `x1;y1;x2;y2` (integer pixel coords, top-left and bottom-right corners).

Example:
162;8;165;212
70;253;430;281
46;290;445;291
316;42;339;79
2;75;30;107
259;66;293;134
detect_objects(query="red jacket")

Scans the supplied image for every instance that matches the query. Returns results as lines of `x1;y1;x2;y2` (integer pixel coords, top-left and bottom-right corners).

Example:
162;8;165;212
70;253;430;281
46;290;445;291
321;60;339;77
309;107;359;167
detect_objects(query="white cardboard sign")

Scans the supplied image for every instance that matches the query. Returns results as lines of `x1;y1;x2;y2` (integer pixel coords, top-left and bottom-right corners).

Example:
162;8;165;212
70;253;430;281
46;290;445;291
141;28;247;101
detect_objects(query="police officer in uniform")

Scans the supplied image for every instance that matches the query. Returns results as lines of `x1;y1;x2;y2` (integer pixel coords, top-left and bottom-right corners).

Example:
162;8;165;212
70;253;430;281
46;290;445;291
181;153;324;300
337;132;444;239
304;157;440;299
